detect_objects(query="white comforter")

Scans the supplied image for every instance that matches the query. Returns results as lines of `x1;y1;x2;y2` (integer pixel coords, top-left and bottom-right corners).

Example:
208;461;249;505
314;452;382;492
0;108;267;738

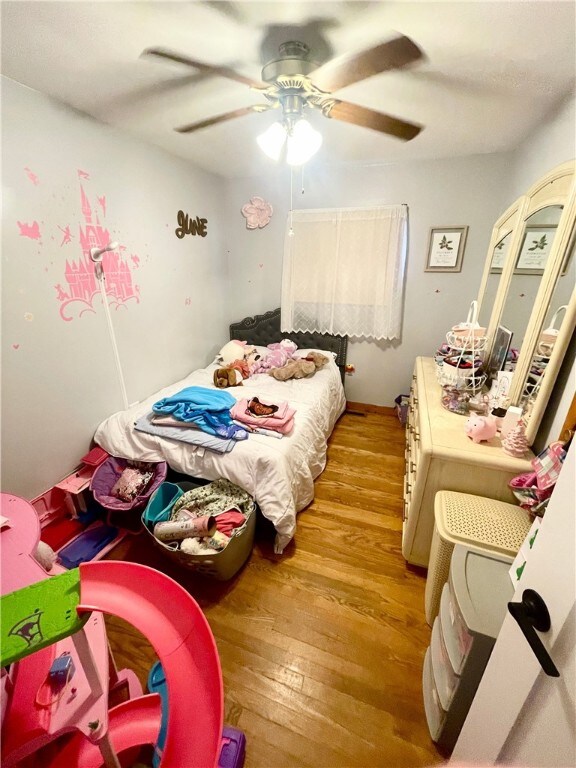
94;354;346;552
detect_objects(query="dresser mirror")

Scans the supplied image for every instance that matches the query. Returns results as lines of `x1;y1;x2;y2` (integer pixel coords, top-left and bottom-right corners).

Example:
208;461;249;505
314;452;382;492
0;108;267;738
500;205;564;351
477;203;523;330
477;160;576;444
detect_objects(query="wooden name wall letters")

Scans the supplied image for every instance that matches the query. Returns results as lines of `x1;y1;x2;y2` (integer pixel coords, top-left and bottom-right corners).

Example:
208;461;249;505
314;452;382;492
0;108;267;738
175;210;208;239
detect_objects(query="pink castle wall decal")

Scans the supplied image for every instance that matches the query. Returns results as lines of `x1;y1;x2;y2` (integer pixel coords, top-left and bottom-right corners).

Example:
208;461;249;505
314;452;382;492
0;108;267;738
56;183;140;321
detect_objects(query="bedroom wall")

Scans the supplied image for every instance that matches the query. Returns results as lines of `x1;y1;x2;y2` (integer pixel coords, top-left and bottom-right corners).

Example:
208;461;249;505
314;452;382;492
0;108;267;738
1;76;229;499
508;93;575;198
222;152;511;406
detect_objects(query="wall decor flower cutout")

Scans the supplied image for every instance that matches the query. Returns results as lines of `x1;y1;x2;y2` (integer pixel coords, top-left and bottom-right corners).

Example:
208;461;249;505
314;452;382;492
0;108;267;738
241;197;273;229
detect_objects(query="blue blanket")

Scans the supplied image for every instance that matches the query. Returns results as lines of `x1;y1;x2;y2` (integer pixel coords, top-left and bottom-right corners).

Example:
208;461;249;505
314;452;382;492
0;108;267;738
152;386;246;439
134;414;237;454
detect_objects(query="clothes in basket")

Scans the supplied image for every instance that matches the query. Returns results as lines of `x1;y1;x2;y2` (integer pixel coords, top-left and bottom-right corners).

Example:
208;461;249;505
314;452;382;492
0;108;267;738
143;478;256;580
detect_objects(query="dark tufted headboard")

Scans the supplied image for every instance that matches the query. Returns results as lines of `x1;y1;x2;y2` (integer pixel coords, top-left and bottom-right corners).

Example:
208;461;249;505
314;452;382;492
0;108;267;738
230;308;348;382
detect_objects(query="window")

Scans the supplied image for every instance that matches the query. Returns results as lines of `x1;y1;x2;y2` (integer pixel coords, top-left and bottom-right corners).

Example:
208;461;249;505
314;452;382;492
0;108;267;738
281;205;407;340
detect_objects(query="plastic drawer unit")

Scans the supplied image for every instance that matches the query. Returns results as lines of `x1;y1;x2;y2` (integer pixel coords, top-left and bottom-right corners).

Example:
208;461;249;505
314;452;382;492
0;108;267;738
422;544;514;753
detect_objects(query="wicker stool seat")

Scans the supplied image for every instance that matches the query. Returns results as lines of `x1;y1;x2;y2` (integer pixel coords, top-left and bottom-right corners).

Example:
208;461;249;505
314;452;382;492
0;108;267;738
425;491;532;625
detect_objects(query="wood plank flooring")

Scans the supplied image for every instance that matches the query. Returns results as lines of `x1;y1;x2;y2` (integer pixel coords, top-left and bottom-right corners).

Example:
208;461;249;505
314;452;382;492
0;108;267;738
105;410;441;768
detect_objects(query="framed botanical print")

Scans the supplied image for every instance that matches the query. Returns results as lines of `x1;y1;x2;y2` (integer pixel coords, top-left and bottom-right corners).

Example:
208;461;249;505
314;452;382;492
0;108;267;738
515;226;557;274
490;231;512;273
425;226;468;272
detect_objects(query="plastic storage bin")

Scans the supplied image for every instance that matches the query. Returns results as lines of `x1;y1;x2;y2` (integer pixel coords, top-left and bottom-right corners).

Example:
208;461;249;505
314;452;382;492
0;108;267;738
142;480;256;581
90;457;167;512
142;482;184;527
394;394;409;424
425;491;531;625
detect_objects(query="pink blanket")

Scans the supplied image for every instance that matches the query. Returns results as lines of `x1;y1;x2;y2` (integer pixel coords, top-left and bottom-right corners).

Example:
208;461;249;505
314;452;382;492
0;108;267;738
231;398;296;434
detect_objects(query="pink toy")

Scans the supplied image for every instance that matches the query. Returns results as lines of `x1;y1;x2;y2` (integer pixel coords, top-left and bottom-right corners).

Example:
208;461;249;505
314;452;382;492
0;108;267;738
465;415;498;443
1;493;224;768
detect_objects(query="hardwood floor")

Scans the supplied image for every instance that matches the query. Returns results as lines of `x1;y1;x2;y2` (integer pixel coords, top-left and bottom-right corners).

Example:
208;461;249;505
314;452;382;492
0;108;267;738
105;410;442;767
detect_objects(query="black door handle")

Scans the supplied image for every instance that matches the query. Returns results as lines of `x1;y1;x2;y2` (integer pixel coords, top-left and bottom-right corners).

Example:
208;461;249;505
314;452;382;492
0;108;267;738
507;589;560;677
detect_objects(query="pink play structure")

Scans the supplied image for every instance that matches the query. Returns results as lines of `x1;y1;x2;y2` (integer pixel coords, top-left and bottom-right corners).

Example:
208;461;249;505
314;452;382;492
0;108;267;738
0;493;224;767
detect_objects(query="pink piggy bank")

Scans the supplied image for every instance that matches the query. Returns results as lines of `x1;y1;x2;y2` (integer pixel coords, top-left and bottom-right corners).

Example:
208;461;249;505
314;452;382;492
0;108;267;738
465;415;498;443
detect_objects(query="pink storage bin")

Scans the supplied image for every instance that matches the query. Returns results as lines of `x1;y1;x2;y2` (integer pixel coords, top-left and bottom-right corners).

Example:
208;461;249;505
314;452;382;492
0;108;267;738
90;456;167;512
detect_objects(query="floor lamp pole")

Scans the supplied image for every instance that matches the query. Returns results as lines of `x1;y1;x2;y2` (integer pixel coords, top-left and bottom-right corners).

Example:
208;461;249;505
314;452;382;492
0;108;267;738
90;243;129;410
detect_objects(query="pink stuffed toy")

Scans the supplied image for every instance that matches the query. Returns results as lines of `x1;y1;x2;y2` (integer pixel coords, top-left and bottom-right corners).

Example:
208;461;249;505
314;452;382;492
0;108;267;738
252;339;298;373
465;415;498;443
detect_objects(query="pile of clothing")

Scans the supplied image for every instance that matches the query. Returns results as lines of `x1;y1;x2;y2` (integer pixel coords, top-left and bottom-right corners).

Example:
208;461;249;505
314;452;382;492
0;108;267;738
135;386;249;454
231;396;296;436
153;478;253;556
111;462;154;502
134;386;297;451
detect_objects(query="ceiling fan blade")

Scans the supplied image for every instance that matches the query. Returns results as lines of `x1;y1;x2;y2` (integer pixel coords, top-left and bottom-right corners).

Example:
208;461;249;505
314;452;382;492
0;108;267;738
142;47;265;89
310;35;423;92
175;105;269;134
327;101;422;141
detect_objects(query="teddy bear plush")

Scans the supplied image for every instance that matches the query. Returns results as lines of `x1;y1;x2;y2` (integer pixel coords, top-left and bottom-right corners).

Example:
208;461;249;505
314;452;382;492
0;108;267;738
303;351;329;370
268;358;315;381
268;351;330;381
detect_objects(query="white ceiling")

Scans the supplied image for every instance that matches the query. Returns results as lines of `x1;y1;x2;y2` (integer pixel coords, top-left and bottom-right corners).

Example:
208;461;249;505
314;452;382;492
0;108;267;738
2;1;575;179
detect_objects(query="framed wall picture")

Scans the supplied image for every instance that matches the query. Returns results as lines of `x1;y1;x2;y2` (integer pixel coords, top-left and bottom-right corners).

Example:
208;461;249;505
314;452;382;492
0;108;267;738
515;225;557;274
490;231;512;273
425;226;468;272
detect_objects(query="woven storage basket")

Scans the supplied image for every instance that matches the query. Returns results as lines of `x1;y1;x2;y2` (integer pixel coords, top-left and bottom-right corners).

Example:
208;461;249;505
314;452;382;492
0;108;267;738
142;480;256;580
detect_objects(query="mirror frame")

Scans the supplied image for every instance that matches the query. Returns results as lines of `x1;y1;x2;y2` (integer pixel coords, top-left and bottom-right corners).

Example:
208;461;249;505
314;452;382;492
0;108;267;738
477;160;576;444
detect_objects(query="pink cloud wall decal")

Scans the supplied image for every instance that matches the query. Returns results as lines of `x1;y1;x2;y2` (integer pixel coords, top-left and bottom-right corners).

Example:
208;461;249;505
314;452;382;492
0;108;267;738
17;221;41;240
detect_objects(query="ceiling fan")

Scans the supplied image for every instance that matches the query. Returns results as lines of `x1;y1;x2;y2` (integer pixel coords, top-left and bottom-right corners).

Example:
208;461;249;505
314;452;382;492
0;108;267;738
142;35;424;160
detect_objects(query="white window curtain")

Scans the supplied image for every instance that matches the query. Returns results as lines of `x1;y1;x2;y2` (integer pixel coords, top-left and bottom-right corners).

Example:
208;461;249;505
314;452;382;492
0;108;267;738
281;205;407;340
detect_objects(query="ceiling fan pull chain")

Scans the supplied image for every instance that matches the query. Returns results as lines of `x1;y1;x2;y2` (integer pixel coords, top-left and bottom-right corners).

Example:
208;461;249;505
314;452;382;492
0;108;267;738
288;167;295;237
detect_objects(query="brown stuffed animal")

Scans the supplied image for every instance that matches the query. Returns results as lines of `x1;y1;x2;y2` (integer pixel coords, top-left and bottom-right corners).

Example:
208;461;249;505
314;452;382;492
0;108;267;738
268;352;329;381
303;351;329;369
268;358;315;381
213;367;243;388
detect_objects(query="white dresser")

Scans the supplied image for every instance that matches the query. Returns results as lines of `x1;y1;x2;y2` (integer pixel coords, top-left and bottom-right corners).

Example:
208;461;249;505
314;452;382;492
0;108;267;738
423;545;514;753
403;357;533;567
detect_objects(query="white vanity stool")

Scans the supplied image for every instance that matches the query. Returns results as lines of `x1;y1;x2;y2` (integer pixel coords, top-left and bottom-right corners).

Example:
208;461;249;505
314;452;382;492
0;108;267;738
424;490;533;625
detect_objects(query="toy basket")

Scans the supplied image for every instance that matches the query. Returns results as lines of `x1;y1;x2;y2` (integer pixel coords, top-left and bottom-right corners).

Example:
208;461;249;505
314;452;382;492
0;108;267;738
142;480;256;581
90;457;167;512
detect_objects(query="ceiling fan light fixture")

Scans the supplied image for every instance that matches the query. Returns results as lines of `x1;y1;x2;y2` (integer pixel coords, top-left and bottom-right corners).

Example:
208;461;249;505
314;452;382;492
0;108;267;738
257;117;322;165
286;118;322;166
256;121;287;161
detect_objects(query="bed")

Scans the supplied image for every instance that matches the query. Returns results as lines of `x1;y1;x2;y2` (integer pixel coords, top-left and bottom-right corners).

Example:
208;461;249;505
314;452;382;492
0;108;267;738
94;309;348;552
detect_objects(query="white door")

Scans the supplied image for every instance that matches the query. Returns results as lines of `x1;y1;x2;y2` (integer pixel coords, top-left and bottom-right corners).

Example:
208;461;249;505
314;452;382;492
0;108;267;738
451;444;575;767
